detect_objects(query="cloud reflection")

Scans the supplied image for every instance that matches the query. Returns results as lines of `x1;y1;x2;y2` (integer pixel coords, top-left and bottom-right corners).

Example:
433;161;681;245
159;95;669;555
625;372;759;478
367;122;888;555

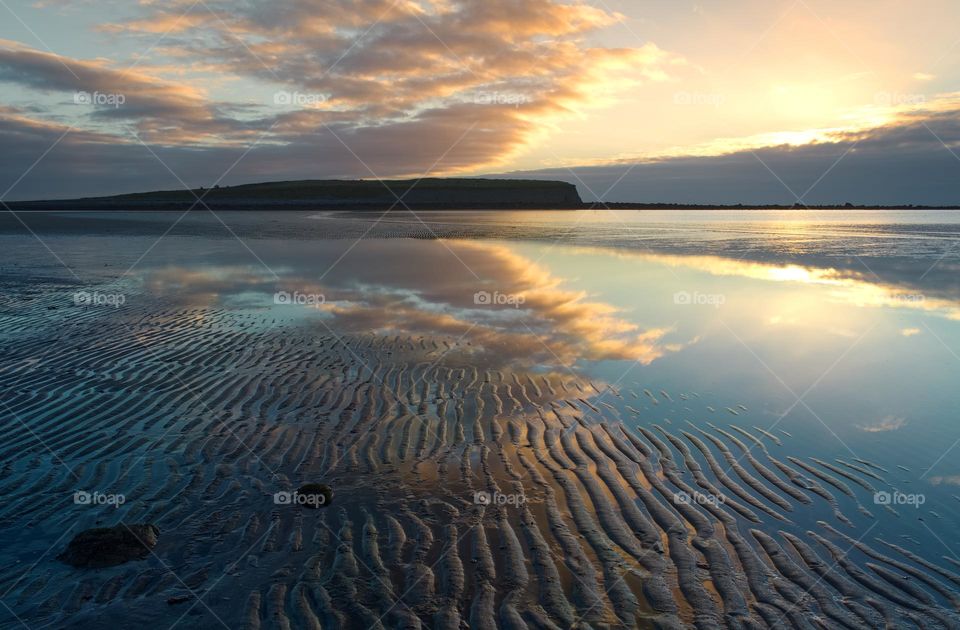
858;416;908;433
138;239;694;369
573;247;960;321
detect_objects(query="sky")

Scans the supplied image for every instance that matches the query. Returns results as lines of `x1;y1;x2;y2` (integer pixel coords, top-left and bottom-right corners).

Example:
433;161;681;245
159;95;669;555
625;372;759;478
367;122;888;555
1;0;959;203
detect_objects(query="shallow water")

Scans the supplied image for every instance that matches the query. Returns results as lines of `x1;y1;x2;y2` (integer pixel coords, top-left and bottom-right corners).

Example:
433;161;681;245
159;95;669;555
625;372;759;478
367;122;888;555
2;209;960;628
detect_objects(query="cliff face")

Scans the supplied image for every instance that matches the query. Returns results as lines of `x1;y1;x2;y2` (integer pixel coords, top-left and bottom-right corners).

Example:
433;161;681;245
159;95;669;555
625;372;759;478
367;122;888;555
13;178;583;210
382;180;582;207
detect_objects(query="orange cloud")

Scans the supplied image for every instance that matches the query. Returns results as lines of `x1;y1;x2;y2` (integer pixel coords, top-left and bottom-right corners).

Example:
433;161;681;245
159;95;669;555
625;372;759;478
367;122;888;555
84;0;682;169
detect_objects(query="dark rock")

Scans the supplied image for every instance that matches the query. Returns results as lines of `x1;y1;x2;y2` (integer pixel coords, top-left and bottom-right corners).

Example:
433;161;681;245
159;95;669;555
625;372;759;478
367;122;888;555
297;483;333;509
57;523;159;568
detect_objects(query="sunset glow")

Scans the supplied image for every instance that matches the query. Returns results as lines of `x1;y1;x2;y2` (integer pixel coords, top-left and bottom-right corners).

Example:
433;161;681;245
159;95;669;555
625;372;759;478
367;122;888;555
2;0;959;202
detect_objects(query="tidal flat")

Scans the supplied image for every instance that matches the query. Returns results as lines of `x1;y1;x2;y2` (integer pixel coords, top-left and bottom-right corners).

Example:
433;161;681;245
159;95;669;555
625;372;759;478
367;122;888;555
1;209;960;628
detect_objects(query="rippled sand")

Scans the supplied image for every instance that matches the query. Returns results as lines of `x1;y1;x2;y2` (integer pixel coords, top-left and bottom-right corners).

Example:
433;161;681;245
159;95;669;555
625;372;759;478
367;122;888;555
2;288;960;629
2;212;960;629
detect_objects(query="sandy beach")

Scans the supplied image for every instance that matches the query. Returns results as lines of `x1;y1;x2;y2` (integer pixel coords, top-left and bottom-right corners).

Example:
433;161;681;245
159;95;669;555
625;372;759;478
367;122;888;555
2;212;960;628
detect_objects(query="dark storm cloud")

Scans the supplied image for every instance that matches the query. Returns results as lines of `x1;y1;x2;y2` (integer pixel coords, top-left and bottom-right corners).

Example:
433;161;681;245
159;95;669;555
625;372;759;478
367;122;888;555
0;103;532;199
504;106;960;206
2;101;960;203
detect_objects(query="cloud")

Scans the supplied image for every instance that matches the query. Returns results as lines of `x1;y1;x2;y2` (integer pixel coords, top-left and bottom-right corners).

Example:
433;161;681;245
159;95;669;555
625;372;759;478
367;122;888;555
3;1;960;205
901;327;922;337
503;95;960;205
6;90;959;203
0;39;251;144
0;1;683;198
857;416;908;433
0;104;552;198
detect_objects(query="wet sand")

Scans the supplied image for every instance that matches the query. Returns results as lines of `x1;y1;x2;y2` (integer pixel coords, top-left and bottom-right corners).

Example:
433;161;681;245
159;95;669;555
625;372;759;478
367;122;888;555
2;289;960;629
1;213;959;628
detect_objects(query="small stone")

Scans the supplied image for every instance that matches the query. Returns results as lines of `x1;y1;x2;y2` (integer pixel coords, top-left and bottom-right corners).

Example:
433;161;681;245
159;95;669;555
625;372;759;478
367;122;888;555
296;483;333;509
57;523;159;568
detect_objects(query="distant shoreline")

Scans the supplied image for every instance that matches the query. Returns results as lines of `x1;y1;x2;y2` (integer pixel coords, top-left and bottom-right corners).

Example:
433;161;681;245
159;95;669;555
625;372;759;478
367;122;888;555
586;203;960;210
5;177;957;211
5;177;584;212
7;203;960;211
